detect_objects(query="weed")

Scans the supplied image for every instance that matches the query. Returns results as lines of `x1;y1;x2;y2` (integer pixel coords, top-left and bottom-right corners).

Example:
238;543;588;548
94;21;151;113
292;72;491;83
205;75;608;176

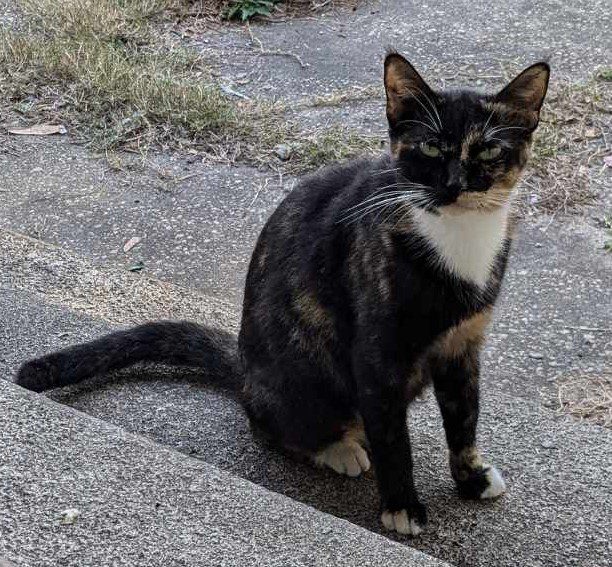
225;0;281;21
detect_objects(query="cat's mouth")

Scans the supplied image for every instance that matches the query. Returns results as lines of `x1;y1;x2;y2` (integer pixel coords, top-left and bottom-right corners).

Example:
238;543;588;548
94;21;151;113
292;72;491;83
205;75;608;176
445;190;509;213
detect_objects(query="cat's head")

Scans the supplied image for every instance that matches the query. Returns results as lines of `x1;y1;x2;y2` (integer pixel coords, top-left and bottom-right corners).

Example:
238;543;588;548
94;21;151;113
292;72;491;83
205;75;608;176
383;52;549;212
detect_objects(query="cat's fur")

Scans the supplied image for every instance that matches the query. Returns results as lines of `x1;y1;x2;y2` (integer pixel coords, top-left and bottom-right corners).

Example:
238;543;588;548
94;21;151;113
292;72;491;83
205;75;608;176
15;53;549;536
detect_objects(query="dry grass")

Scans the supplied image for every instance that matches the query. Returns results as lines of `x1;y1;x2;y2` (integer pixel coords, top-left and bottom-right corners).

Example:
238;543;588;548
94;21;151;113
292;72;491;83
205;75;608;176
303;85;382;108
521;78;611;214
558;374;612;428
20;0;182;42
0;0;379;172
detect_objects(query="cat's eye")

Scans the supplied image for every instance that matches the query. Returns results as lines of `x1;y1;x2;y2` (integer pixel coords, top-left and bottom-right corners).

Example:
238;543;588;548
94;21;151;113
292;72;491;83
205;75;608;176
477;146;502;161
419;142;442;158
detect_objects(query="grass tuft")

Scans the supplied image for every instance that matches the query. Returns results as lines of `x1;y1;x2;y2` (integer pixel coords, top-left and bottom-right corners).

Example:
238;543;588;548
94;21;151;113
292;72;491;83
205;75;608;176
558;374;612;428
0;0;378;172
521;79;611;214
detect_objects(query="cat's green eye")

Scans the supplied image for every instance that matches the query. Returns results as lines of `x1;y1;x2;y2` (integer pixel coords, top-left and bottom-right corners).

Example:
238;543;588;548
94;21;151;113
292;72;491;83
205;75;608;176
419;142;442;158
477;146;502;161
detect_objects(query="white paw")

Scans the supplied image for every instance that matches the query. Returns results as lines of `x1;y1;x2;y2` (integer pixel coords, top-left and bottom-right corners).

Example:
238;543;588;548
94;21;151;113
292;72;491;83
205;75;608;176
314;438;371;477
381;509;423;536
480;466;506;499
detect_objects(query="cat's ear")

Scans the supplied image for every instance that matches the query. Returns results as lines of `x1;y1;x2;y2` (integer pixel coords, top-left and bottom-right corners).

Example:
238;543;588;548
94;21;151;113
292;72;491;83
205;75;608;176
384;52;438;128
494;62;550;114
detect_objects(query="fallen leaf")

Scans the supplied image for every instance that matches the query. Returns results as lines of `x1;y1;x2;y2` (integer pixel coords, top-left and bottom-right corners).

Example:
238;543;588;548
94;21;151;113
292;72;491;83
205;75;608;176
584;127;599;139
123;236;142;253
603;155;612;168
8;124;67;136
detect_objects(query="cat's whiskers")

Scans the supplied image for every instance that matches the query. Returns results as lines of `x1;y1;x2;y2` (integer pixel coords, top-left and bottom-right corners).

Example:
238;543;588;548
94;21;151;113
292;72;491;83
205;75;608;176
372;167;401;177
396;119;438;134
484;125;528;140
413;86;443;132
342;186;426;214
404;88;441;133
341;195;417;225
481;109;496;135
340;183;433;225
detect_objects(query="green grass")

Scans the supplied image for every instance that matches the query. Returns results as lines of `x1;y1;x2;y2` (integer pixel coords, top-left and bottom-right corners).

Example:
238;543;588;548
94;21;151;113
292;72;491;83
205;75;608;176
596;68;612;82
224;0;281;21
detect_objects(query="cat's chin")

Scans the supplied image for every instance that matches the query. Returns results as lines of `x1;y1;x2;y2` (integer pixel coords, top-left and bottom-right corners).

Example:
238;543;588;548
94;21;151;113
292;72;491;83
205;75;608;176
442;195;508;215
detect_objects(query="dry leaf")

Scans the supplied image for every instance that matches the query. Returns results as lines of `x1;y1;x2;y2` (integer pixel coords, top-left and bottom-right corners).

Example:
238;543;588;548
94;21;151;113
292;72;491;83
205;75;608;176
8;124;67;136
603;155;612;168
123;236;142;253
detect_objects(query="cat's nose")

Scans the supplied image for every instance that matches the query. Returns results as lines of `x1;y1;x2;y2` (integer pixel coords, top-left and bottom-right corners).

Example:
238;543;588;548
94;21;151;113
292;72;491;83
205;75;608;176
446;182;462;199
446;161;463;197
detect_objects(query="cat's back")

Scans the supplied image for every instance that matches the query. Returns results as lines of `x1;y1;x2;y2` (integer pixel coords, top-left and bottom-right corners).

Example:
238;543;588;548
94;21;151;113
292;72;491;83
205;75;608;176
266;154;391;240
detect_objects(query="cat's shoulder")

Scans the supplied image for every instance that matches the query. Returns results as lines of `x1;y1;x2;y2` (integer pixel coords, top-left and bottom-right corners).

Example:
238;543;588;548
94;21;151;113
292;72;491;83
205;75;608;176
292;155;390;199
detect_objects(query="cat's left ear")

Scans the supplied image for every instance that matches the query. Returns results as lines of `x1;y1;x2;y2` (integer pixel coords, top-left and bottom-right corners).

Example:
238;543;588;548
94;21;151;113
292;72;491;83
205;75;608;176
494;62;550;117
384;52;439;128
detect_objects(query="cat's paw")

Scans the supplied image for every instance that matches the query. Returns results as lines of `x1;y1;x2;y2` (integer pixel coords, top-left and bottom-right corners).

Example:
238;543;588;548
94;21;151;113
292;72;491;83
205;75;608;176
381;502;427;536
456;464;506;500
479;466;506;499
314;438;370;477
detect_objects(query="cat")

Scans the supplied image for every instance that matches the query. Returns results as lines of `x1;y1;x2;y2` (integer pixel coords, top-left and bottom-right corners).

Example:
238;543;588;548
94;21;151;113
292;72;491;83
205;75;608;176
15;52;549;536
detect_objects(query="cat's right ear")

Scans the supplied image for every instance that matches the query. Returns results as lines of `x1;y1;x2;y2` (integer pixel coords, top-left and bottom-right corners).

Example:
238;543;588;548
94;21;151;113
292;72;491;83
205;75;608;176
384;52;438;129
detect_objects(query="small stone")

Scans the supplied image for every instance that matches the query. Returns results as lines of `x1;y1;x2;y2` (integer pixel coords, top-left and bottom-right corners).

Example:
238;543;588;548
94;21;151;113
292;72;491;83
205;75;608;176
529;352;544;360
540;440;556;449
273;144;293;161
60;508;80;525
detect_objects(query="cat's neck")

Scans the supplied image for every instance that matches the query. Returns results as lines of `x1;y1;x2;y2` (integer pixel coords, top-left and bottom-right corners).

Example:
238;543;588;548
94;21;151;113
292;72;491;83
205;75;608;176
411;203;512;288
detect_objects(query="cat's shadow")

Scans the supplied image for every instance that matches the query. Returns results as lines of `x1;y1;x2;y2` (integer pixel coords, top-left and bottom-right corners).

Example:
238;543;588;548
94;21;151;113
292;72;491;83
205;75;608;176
49;366;482;554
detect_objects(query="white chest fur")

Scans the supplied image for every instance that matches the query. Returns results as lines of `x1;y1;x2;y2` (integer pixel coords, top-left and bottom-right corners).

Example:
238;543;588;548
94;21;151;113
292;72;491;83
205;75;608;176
411;205;510;288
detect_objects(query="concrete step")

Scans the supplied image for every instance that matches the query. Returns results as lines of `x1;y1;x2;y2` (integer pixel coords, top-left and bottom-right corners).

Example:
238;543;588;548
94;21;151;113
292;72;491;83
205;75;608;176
0;379;448;567
1;229;611;567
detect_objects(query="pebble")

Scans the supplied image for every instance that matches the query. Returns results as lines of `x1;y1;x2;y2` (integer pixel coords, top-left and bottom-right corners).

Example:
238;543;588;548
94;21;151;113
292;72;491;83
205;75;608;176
60;508;80;525
529;352;544;360
274;144;293;161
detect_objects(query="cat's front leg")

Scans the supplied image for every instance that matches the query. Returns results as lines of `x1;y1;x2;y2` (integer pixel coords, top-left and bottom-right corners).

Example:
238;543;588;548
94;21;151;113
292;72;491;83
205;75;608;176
352;337;426;536
430;318;506;500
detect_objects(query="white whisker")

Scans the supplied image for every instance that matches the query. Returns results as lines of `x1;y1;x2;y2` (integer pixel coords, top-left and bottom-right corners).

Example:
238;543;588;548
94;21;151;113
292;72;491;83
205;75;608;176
372;166;401;176
485;125;528;140
396;119;438;134
413;86;443;131
404;88;440;133
482;109;496;134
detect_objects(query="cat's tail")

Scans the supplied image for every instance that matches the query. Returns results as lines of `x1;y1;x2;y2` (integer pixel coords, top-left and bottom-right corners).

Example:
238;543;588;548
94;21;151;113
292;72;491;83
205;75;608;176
14;321;242;394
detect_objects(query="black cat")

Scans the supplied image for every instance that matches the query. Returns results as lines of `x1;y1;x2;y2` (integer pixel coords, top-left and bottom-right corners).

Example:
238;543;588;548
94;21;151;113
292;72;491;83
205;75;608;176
16;52;549;535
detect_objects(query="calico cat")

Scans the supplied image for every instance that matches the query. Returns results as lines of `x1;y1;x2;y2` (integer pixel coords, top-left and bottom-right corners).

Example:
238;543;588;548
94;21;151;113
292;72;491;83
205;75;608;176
16;52;549;536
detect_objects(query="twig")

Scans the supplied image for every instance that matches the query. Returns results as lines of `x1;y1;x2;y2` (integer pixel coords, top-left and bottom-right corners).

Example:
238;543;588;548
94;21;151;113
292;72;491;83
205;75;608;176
246;22;309;69
173;172;206;184
563;325;612;332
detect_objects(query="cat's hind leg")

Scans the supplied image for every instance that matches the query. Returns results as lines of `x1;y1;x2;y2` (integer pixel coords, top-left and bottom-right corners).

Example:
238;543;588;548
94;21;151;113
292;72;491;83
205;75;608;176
243;364;370;476
313;422;371;477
